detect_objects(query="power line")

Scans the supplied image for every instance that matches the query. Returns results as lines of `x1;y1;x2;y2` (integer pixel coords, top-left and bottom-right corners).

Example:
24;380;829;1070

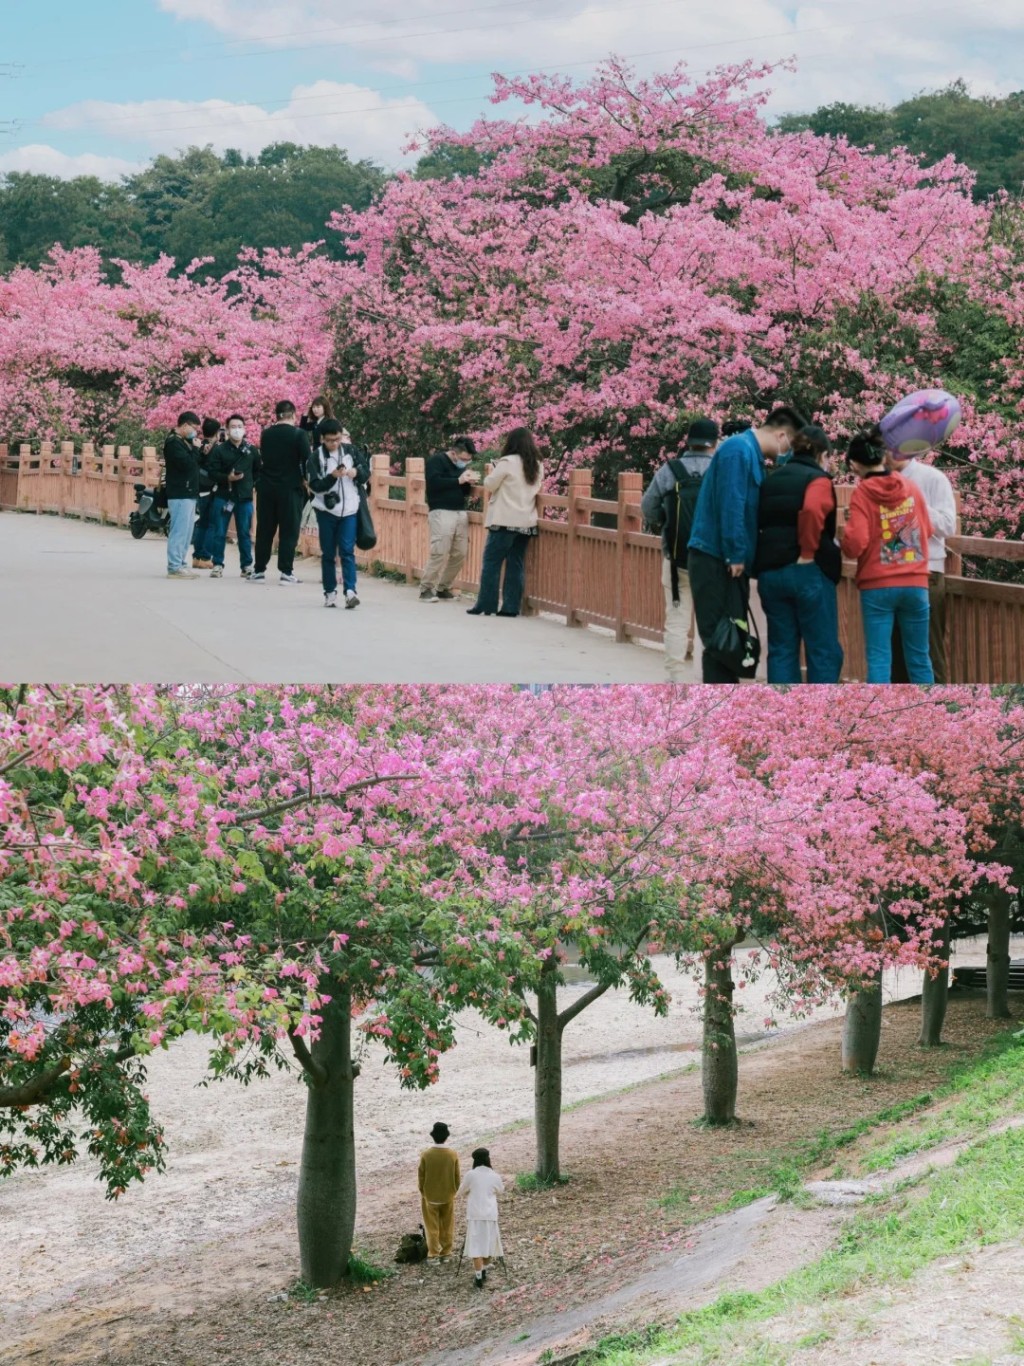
27;0;962;143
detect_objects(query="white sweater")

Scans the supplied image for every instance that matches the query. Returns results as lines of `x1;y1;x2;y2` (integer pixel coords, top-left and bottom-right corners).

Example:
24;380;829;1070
900;459;958;571
458;1166;504;1220
483;455;544;530
311;446;361;518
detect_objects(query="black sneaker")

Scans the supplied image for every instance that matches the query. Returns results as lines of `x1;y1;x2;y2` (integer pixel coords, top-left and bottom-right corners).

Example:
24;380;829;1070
250;571;266;582
473;1274;484;1290
436;588;457;601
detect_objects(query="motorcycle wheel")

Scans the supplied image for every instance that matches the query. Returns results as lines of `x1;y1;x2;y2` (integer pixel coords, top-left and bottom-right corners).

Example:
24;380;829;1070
129;518;147;540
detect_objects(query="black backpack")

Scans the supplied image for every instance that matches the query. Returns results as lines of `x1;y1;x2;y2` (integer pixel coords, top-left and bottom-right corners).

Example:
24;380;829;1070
656;457;705;604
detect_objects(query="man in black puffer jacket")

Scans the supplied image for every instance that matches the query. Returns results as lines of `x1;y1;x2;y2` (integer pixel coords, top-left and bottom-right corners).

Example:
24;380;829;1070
252;399;312;584
162;410;202;579
207;414;262;578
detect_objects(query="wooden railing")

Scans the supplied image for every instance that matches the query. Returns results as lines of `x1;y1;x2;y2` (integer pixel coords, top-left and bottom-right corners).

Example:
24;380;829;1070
3;442;1023;682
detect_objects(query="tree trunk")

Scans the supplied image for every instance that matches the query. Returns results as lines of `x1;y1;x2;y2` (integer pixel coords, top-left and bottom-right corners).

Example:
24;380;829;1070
987;889;1013;1020
919;919;951;1047
296;979;357;1287
534;959;563;1181
702;946;738;1125
842;969;883;1075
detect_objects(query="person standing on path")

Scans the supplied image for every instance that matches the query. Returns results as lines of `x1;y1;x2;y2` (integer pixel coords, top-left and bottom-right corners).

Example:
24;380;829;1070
754;425;843;684
307;418;369;609
418;1122;461;1264
191;417;222;570
467;428;544;618
884;443;957;683
687;406;803;682
840;432;934;683
458;1147;505;1290
252;400;312;585
163;411;202;579
207;416;261;578
641;417;719;681
420;437;480;603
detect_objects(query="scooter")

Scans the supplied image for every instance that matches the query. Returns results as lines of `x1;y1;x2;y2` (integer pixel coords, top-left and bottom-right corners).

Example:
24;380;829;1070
129;483;170;539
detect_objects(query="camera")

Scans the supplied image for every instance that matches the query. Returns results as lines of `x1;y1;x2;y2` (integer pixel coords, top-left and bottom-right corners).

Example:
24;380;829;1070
323;490;341;510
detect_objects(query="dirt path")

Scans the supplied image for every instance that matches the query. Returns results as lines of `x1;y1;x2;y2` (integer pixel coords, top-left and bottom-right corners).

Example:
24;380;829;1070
0;942;1019;1366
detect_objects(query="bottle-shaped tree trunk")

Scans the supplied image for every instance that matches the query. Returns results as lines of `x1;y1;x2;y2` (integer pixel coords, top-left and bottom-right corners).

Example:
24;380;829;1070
702;945;738;1125
919;919;951;1047
296;979;358;1287
987;888;1013;1020
842;968;883;1075
534;958;563;1181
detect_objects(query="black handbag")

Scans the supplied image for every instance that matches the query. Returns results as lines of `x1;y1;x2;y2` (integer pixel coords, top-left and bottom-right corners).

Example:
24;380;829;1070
706;578;760;679
355;484;377;551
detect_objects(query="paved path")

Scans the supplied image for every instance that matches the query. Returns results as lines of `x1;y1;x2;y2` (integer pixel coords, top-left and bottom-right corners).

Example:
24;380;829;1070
0;512;681;683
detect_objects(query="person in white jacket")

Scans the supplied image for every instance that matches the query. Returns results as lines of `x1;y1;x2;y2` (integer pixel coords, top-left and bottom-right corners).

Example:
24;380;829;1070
306;418;369;609
885;448;958;682
466;428;544;618
458;1147;505;1289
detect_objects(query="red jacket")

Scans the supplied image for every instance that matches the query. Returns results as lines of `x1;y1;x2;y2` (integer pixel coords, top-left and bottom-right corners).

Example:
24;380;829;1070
840;472;933;590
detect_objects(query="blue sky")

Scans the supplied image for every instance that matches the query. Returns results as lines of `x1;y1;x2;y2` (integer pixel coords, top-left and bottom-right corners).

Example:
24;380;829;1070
2;0;1022;178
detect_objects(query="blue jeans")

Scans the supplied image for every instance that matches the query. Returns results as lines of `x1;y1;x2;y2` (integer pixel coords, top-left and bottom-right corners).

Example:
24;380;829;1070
167;498;197;572
315;509;358;595
475;529;530;613
191;494;215;560
757;561;843;684
860;586;934;683
210;497;254;570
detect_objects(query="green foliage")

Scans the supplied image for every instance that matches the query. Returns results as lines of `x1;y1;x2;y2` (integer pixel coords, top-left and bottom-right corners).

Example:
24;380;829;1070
776;81;1024;201
515;1171;572;1192
0;143;388;278
346;1251;395;1284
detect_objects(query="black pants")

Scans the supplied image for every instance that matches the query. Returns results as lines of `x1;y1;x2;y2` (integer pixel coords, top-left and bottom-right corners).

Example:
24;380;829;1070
474;529;531;614
254;483;304;576
688;548;749;684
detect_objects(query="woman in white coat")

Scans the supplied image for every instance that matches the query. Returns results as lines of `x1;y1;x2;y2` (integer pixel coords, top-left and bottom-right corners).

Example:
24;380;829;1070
458;1147;504;1289
466;427;544;618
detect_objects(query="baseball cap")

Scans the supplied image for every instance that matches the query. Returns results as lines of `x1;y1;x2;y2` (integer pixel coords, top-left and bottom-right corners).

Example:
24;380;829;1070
686;418;720;450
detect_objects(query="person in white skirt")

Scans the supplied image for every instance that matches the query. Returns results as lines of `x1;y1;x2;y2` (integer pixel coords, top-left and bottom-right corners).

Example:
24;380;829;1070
458;1147;504;1289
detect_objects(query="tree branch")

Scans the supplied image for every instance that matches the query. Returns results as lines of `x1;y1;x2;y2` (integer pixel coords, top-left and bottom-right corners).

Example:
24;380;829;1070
557;978;612;1030
288;1030;328;1087
0;1044;136;1109
234;773;420;825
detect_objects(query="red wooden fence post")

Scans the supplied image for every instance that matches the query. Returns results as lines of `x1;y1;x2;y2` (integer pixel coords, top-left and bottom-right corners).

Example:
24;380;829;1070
616;471;643;644
566;468;592;628
406;456;425;583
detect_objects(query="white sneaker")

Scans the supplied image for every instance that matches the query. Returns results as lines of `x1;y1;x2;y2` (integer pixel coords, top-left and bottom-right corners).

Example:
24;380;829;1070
249;571;265;582
280;573;301;585
210;565;224;578
324;591;338;608
167;568;197;579
345;590;360;609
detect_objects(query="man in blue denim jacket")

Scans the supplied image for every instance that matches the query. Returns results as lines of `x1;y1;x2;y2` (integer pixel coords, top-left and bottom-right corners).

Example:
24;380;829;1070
687;406;803;682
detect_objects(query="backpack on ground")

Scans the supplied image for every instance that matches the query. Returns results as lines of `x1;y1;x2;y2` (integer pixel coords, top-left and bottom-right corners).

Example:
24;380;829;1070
657;457;704;604
394;1224;428;1264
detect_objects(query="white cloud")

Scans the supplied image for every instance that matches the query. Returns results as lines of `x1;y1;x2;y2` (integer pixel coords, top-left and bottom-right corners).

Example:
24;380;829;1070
154;0;1024;114
0;144;141;179
42;82;439;168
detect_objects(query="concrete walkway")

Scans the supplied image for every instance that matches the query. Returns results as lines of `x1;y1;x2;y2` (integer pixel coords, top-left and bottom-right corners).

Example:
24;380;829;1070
0;512;682;683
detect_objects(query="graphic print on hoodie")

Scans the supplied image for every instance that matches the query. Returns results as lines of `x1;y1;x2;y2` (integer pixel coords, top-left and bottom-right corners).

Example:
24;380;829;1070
879;494;926;567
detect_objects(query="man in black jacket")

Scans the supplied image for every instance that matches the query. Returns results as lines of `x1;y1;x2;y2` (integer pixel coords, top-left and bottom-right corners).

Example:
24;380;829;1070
162;410;202;579
419;437;480;602
207;414;261;579
251;400;312;584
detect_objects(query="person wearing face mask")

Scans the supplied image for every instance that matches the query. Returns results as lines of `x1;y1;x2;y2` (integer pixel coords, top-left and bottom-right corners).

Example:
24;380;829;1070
420;437;480;603
191;417;223;570
306;417;370;608
162;410;202;579
207;415;261;578
686;405;804;682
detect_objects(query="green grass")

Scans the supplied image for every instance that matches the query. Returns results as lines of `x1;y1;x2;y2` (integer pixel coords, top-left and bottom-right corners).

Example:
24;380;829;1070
516;1171;572;1192
578;1034;1024;1366
346;1251;395;1285
288;1278;320;1303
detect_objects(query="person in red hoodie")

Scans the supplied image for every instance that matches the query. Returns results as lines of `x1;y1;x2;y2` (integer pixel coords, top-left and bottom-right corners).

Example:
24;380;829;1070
840;431;934;683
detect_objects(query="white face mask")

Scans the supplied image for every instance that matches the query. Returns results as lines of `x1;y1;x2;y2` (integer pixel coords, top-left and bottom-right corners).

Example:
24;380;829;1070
228;425;245;440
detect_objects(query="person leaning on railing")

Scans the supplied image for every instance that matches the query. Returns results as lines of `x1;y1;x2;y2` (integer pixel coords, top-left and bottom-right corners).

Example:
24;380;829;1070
466;428;545;619
162;411;202;580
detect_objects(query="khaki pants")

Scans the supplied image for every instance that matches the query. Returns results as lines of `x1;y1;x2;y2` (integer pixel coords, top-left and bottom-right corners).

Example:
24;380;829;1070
422;509;469;592
662;557;696;683
421;1196;455;1257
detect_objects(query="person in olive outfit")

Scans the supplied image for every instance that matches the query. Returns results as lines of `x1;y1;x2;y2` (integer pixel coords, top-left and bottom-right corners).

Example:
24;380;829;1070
163;411;202;578
251;400;313;584
207;415;261;578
